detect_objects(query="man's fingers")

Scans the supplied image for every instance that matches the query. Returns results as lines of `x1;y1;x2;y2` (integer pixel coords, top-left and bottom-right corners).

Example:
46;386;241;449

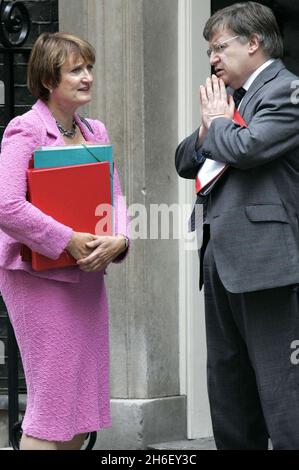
211;74;220;100
200;85;208;105
219;78;228;102
206;77;214;100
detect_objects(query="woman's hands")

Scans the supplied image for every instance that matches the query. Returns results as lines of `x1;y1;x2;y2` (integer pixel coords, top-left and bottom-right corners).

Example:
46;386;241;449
76;235;127;272
66;231;96;260
198;75;234;145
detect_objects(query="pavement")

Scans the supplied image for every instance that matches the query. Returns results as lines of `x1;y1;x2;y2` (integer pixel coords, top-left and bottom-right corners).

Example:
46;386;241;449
148;438;216;450
0;438;217;451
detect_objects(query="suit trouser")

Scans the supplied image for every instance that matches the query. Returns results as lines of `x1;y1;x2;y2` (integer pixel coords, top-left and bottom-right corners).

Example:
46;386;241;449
203;241;299;450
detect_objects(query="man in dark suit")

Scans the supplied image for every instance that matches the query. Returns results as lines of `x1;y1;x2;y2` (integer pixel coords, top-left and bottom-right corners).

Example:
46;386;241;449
175;2;299;450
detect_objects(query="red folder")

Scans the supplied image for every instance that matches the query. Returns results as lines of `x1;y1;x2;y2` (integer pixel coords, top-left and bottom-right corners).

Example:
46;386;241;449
233;109;247;127
24;161;112;271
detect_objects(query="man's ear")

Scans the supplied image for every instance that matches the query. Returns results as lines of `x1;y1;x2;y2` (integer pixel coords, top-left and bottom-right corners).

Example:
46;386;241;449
248;34;261;55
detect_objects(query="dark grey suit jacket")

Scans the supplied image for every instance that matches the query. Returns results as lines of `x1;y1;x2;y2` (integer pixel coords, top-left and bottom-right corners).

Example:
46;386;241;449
175;59;299;293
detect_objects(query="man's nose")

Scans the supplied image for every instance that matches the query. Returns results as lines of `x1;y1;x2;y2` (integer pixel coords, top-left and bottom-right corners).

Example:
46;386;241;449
209;52;220;67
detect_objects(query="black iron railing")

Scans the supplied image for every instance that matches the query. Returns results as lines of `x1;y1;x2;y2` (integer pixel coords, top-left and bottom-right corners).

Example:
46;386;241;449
0;0;31;445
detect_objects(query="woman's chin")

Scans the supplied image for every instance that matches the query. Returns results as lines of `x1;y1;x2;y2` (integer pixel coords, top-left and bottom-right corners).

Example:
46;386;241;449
71;98;92;108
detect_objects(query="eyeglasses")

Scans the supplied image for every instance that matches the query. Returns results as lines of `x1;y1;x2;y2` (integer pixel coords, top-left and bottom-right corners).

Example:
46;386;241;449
207;35;240;58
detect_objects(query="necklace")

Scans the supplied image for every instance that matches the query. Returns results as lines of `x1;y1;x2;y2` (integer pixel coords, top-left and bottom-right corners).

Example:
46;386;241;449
56;118;77;138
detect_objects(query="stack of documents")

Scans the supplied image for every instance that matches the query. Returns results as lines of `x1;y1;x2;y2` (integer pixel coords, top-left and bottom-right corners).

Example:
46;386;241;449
22;144;113;271
34;144;114;204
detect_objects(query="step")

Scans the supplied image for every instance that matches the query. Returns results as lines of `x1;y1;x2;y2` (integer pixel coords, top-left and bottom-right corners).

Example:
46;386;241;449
148;438;216;450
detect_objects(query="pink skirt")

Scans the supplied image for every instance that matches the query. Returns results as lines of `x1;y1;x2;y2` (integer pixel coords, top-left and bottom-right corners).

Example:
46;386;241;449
0;268;111;441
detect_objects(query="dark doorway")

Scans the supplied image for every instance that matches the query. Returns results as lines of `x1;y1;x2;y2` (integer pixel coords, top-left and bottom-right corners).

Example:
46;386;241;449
211;0;299;75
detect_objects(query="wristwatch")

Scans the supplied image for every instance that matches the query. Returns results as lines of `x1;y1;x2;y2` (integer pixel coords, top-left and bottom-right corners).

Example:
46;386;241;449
123;236;129;251
116;234;129;251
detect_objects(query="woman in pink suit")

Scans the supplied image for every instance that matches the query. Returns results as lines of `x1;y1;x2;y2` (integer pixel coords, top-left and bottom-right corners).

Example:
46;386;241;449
0;33;129;450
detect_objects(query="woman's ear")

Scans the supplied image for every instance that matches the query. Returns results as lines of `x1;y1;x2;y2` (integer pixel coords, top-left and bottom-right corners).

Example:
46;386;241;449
42;81;53;94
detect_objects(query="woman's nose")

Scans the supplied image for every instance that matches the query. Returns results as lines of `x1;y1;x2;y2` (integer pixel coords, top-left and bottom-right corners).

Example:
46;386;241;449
82;69;93;81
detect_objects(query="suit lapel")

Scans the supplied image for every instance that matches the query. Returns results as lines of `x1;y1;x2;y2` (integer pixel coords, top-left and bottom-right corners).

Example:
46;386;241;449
239;59;286;115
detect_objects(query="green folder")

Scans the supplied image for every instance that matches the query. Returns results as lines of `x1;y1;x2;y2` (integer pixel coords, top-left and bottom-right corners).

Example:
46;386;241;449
33;144;114;205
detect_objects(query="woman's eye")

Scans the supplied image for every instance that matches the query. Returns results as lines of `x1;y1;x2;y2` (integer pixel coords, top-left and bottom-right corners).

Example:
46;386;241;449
71;65;93;73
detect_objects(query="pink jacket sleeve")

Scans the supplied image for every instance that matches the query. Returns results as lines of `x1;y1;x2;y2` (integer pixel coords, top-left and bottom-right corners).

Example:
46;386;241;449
0;117;73;259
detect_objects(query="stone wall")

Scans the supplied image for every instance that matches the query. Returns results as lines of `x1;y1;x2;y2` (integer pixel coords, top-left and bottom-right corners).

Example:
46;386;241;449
60;0;184;448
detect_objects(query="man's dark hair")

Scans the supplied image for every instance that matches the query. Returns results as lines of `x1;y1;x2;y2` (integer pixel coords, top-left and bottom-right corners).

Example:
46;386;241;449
203;1;283;59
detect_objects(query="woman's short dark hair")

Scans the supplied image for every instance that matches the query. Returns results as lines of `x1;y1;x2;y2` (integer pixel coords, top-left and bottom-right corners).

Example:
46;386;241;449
203;1;283;59
27;32;95;101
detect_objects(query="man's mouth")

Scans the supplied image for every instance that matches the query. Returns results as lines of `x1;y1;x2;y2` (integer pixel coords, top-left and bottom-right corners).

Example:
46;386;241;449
215;68;224;76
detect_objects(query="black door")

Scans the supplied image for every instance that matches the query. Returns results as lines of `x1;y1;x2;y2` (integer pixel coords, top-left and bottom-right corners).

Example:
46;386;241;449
0;0;59;139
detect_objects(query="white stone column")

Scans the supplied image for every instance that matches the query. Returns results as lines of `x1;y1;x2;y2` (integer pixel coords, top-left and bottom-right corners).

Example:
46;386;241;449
59;0;183;449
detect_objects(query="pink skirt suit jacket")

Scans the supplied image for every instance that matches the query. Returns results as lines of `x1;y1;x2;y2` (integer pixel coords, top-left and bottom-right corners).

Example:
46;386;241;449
0;99;129;441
